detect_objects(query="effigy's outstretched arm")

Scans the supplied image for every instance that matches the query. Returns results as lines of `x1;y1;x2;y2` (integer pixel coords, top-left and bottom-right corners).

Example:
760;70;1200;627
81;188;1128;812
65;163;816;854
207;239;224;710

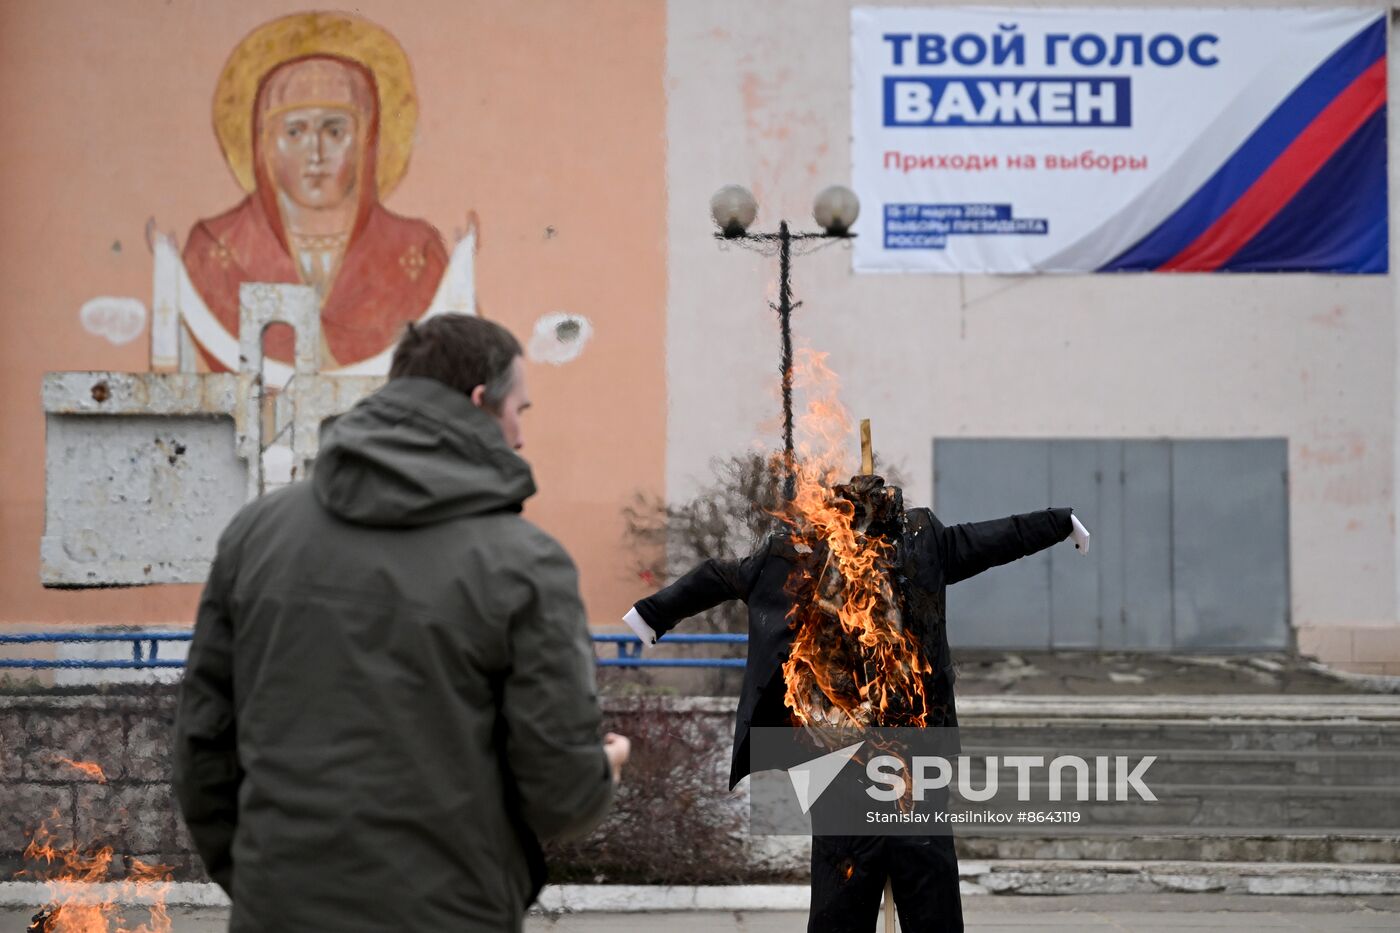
623;546;768;644
934;507;1089;585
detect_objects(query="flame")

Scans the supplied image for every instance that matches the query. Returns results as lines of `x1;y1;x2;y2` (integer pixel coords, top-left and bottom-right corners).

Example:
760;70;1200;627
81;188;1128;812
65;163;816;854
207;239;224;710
20;812;171;933
777;349;933;733
56;759;107;784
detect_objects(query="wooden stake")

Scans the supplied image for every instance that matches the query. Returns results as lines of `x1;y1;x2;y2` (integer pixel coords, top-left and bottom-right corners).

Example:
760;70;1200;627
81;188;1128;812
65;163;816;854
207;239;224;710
860;419;874;475
884;878;896;932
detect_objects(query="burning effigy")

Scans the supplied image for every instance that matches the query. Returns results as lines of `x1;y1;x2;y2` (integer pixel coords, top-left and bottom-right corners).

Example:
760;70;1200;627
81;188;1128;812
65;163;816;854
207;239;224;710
625;349;1089;931
781;465;936;735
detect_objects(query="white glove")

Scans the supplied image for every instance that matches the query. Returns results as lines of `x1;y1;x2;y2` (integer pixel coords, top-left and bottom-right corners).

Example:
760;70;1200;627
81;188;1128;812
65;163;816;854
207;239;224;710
622;606;658;645
1070;514;1091;555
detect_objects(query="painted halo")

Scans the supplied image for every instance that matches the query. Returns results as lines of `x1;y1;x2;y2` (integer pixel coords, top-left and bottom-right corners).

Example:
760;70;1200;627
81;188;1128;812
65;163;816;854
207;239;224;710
212;11;418;198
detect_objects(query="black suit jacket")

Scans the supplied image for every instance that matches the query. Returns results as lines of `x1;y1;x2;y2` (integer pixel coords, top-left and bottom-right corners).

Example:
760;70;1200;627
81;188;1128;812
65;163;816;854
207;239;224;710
634;507;1073;788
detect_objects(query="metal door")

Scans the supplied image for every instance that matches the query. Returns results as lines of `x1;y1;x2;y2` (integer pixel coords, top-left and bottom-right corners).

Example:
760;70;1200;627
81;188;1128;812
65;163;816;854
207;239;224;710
933;438;1290;650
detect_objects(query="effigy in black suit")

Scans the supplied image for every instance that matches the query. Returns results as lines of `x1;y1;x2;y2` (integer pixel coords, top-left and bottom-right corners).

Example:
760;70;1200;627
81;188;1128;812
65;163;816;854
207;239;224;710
626;477;1077;933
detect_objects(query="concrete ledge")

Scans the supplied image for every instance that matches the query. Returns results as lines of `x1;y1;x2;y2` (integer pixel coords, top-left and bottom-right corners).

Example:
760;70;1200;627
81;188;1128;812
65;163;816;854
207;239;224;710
6;691;1400;719
536;885;811;912
0;692;175;712
0;881;230;908
955;695;1400;721
595;694;1400;720
962;860;1400;896
4;862;1397;912
1308;662;1400;696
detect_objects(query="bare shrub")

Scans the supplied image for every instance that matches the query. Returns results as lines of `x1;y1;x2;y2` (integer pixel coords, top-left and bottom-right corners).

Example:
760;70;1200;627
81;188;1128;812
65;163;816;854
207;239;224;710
544;699;795;884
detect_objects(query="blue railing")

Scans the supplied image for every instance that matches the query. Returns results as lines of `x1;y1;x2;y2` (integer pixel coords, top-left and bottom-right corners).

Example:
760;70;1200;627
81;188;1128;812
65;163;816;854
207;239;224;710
0;631;747;670
0;631;189;669
594;633;746;668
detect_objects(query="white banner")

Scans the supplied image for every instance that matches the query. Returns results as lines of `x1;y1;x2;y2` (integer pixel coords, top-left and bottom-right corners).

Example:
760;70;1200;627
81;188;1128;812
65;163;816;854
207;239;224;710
851;7;1388;274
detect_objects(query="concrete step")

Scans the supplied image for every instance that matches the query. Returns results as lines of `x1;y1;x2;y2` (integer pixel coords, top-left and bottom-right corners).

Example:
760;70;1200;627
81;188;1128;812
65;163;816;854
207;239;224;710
958;722;1400;752
959;695;1400;751
946;782;1400;829
957;858;1400;896
956;829;1400;864
957;696;1400;720
957;746;1400;786
3;865;1398;911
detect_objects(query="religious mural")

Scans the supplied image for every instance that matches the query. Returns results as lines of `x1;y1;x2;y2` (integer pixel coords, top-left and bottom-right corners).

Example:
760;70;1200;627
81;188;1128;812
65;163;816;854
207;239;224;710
153;11;478;382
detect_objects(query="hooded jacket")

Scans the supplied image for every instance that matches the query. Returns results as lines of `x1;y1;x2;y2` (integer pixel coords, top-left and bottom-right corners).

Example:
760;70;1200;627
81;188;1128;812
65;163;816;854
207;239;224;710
633;506;1073;789
173;377;612;933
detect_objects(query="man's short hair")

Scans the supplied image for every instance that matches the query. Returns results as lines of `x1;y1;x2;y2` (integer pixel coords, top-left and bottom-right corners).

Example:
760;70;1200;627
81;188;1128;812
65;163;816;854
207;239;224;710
389;314;522;411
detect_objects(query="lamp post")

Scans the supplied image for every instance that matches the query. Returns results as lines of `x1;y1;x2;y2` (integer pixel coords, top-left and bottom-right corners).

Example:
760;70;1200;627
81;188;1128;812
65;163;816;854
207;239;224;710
710;184;860;499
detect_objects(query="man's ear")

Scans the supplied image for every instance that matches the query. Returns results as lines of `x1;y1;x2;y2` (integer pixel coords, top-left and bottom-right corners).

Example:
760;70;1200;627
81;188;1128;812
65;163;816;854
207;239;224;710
470;384;487;409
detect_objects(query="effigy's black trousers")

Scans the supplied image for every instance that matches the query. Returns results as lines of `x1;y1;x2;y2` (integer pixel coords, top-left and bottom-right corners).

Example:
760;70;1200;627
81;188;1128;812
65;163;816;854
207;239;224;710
808;833;963;933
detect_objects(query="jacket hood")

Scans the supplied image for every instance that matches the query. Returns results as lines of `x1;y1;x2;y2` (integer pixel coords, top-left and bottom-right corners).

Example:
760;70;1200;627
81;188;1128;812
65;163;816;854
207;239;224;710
313;377;536;527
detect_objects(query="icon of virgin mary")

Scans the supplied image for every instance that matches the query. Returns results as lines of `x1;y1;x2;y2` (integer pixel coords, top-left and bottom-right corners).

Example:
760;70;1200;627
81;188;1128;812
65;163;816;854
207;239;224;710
181;12;452;370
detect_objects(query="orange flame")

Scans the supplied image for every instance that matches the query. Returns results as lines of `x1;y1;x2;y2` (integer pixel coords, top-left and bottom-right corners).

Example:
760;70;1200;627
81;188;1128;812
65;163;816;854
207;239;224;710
777;350;932;733
56;759;107;784
20;812;171;933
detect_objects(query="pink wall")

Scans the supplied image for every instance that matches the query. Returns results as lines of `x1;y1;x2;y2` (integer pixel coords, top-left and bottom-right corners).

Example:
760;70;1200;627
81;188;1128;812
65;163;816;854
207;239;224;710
0;0;667;628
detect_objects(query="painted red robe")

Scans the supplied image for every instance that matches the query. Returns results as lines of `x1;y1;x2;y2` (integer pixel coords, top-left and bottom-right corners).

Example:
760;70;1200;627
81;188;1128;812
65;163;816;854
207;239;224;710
183;194;448;367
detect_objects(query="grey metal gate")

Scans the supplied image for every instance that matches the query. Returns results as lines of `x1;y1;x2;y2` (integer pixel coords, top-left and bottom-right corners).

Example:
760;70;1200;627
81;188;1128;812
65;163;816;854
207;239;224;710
933;439;1290;651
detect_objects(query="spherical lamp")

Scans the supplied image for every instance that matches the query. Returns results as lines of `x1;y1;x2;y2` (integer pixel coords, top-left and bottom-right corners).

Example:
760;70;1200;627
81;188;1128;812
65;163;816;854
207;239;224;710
710;185;759;238
813;185;860;236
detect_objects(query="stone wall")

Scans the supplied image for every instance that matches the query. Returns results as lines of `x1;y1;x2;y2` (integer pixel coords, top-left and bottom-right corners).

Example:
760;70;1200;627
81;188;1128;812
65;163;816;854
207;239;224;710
0;690;759;884
0;690;203;881
7;688;1400;885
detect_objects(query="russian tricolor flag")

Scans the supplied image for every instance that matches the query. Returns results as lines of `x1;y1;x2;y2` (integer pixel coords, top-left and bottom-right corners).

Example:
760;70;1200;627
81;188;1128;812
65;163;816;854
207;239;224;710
1103;17;1387;273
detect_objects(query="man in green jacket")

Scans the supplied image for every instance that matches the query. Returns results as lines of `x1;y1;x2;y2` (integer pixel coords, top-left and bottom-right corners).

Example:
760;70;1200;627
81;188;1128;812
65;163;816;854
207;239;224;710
174;314;626;931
